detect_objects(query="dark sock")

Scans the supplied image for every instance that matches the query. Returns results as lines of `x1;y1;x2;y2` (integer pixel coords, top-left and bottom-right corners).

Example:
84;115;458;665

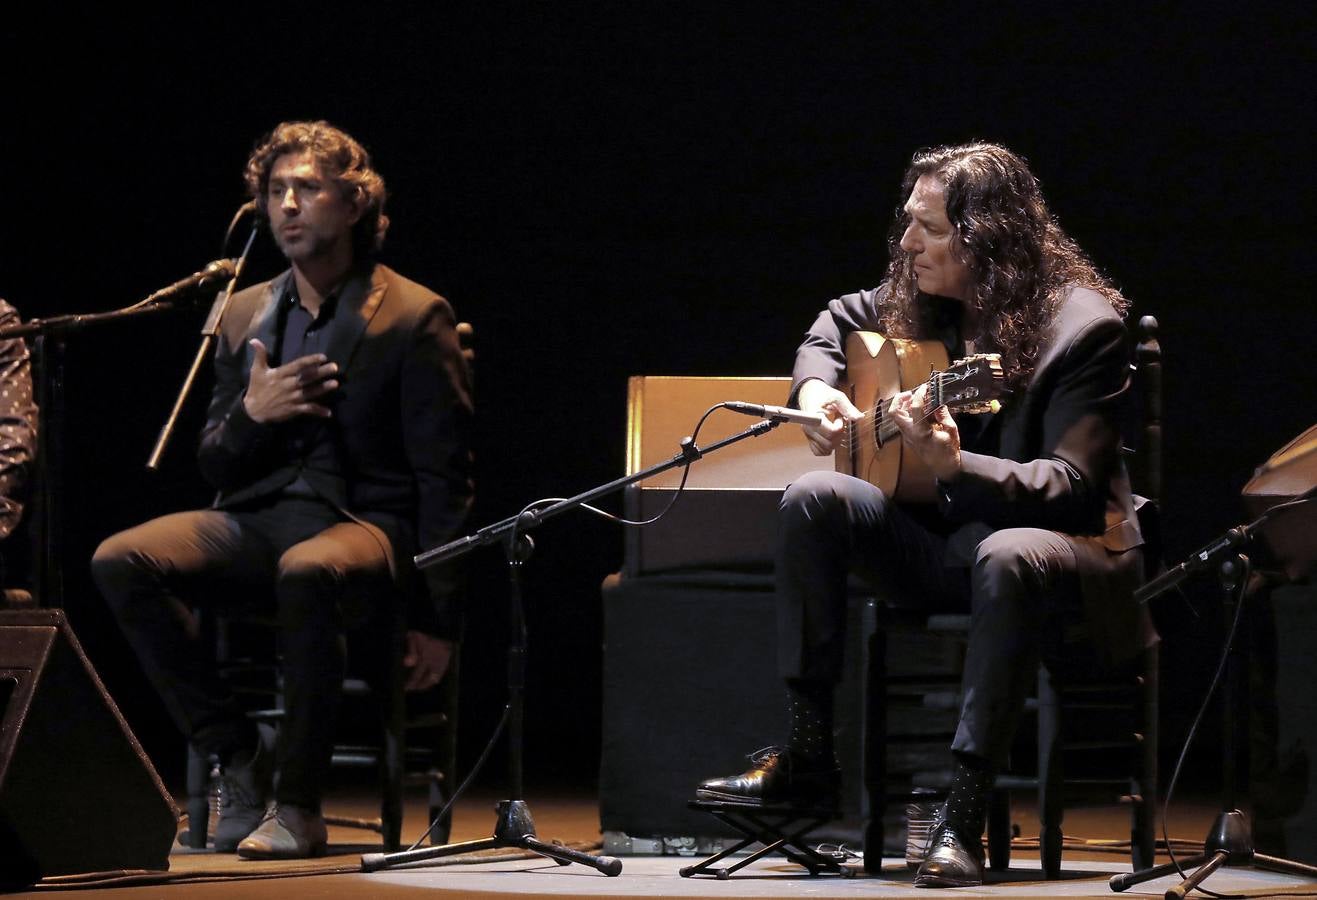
942;751;993;840
785;678;836;768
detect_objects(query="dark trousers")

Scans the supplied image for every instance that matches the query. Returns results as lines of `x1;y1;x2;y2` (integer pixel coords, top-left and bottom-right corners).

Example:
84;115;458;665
92;495;396;810
776;470;1086;767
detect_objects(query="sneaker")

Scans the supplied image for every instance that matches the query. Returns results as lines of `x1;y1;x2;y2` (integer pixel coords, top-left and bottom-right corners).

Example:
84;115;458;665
237;804;329;860
212;723;275;852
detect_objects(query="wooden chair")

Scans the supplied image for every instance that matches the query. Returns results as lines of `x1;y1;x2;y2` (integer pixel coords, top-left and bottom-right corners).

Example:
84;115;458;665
180;598;458;851
181;320;474;852
864;315;1162;876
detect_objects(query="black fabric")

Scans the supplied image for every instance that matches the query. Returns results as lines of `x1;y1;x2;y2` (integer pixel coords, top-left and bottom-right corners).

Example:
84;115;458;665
942;751;994;840
776;471;1087;766
0;299;36;544
785;677;835;767
272;281;339;486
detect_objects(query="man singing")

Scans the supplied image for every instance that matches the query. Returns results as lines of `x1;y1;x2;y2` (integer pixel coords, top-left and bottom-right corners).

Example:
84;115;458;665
94;121;473;859
697;142;1154;887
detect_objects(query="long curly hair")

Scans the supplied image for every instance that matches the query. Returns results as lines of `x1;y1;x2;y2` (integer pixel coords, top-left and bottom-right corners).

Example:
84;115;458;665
875;142;1126;389
244;121;389;259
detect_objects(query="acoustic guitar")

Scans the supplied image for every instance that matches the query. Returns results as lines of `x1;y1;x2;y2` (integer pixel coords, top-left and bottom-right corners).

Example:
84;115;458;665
835;332;1004;502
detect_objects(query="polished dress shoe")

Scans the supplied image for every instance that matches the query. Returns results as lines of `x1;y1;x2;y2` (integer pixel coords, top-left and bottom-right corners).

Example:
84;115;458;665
696;746;840;807
212;723;276;852
236;805;329;860
914;823;985;888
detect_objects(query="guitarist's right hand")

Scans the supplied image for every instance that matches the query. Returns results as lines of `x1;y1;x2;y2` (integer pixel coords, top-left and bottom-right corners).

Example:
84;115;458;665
797;379;862;456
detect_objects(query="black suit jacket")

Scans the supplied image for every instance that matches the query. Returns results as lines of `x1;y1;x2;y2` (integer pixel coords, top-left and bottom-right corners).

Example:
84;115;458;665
198;263;474;634
792;284;1155;666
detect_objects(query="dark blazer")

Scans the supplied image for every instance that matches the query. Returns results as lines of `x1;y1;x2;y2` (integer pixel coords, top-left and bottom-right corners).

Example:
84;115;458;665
198;263;474;634
791;284;1155;666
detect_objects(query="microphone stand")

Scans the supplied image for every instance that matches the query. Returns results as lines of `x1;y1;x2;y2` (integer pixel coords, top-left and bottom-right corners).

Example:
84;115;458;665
360;415;787;876
0;271;240;608
147;226;257;470
1112;494;1317;897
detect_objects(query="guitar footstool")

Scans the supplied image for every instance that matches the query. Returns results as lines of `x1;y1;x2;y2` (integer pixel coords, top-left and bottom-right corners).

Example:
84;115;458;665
679;800;854;879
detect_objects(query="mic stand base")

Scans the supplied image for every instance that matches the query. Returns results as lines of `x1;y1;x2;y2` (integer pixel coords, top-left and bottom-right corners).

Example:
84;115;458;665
1111;555;1317;897
361;533;621;878
1109;809;1317;897
360;799;622;876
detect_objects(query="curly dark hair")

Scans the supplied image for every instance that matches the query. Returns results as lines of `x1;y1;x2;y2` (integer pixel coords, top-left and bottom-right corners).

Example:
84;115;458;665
244;121;389;259
875;142;1127;389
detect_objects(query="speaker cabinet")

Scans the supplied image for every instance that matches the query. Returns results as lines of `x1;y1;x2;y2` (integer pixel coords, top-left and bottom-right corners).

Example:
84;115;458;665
0;610;177;887
1250;583;1317;864
599;572;877;841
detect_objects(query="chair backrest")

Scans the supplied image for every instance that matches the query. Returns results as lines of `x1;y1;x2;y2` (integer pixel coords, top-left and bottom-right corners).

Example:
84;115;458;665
457;321;475;378
1132;315;1162;506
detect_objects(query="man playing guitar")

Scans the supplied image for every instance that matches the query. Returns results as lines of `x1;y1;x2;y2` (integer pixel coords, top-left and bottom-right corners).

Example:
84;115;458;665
697;142;1153;888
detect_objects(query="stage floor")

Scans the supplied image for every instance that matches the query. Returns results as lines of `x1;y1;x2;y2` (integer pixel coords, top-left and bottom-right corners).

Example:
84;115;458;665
14;789;1317;898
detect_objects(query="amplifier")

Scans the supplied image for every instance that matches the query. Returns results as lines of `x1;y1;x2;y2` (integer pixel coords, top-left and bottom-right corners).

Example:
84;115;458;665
622;376;830;575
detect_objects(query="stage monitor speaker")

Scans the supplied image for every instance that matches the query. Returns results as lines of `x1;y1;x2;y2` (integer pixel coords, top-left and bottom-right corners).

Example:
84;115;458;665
622;376;830;575
0;610;177;888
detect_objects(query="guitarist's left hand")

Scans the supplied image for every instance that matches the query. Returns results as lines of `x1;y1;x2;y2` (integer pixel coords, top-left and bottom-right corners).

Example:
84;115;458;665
890;384;962;483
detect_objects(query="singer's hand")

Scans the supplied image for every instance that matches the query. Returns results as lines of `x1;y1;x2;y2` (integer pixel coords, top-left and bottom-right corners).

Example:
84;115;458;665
797;379;862;456
889;384;962;482
242;339;339;424
402;630;453;691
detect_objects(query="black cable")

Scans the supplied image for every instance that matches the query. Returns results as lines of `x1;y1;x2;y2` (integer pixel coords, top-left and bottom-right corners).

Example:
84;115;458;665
404;702;511;851
558;402;748;528
1159;553;1251;899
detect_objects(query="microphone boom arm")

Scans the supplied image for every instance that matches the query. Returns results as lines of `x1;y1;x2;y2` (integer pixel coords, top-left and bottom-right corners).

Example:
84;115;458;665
415;418;780;569
146;228;257;470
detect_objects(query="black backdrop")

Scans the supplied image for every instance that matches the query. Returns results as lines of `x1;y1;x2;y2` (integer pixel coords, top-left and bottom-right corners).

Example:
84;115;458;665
1;7;1311;796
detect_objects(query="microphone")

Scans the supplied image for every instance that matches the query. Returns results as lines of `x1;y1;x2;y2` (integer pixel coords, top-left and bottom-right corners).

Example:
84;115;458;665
143;259;239;305
723;401;825;426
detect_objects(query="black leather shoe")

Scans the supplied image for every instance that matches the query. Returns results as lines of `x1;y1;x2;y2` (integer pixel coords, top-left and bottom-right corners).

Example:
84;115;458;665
695;746;840;807
914;823;985;888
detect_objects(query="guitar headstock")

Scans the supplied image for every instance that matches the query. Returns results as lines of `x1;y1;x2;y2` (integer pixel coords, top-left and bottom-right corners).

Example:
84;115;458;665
931;353;1004;414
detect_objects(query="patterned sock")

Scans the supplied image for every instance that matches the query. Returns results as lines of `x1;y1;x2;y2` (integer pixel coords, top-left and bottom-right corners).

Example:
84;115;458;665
941;751;994;840
785;678;836;769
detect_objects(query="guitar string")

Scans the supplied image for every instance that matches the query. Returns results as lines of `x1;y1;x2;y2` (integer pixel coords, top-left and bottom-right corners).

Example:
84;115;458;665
838;399;998;450
835;369;996;449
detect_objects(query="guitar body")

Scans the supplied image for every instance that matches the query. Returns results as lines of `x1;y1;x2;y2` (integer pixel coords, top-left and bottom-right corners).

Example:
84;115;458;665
836;332;950;503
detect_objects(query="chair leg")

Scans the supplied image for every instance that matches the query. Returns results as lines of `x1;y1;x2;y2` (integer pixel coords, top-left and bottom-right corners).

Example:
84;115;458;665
184;744;213;849
380;715;404;850
986;789;1011;870
864;626;887;873
427;776;452;846
428;652;461;846
1132;643;1159;871
377;614;407;852
1037;668;1064;878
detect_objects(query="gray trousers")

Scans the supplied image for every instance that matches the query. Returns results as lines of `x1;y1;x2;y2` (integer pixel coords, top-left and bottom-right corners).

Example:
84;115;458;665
776;470;1088;767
